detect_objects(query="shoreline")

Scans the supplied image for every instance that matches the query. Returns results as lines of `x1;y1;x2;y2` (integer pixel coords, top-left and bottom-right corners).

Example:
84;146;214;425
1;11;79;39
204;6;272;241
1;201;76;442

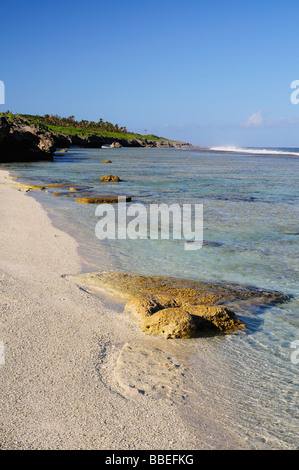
0;168;250;450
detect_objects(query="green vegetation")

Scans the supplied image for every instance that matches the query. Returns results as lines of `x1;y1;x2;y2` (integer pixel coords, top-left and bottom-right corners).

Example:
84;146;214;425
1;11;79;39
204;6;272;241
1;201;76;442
0;112;171;142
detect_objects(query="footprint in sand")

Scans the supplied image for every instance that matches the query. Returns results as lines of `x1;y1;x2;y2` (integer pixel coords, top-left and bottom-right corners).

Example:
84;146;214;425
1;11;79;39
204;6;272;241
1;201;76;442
113;342;189;403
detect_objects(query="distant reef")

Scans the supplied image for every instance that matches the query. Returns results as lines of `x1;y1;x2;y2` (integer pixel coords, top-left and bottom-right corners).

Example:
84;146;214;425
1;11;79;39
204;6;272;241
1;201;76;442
0;113;191;163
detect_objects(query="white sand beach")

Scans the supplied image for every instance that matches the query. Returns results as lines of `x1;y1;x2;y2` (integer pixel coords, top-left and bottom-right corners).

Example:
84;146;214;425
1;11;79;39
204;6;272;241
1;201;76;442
0;169;249;450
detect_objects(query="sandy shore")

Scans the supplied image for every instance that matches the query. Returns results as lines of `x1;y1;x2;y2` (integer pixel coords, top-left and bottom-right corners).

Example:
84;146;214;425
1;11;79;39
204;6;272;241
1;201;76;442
0;169;248;450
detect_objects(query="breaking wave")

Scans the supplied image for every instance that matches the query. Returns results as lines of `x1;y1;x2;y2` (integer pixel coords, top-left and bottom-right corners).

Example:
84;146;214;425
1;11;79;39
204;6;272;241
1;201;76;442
209;146;299;156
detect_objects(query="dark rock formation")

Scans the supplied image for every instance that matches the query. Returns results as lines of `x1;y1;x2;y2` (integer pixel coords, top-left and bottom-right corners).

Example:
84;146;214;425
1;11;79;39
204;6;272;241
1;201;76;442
0;116;56;163
52;132;191;149
51;133;72;149
0;115;192;163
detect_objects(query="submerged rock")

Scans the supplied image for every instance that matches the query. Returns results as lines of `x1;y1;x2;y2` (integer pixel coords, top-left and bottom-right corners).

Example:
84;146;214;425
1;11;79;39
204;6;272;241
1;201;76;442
69;272;288;338
7;182;46;191
75;196;131;204
44;183;71;188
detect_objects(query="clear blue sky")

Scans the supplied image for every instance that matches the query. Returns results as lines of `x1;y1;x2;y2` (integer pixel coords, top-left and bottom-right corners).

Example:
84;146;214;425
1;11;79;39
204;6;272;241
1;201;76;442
1;0;299;146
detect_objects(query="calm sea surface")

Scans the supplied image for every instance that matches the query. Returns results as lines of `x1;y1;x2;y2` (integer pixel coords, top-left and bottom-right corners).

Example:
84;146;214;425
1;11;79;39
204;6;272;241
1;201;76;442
3;146;299;449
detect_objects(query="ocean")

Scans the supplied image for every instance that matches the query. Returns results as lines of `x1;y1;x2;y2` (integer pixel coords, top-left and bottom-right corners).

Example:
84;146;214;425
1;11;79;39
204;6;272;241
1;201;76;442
3;145;299;449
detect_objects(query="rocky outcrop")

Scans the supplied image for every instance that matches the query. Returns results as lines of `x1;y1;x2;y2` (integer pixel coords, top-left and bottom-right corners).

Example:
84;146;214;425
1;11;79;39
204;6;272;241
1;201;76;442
110;141;122;148
51;132;191;149
126;296;243;338
69;272;289;339
0;115;191;161
0;116;56;163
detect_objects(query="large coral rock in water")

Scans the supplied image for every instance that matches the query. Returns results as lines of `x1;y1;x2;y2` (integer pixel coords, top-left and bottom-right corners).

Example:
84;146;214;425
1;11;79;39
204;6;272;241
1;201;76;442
125;295;243;338
187;305;244;333
70;272;288;339
141;307;196;339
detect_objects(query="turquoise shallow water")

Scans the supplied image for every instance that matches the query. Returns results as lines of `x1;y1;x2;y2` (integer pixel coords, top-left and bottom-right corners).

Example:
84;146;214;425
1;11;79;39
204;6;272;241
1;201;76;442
3;146;299;449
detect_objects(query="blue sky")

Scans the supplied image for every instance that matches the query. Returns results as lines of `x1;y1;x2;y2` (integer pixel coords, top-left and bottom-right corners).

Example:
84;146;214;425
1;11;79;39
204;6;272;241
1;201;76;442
1;0;299;146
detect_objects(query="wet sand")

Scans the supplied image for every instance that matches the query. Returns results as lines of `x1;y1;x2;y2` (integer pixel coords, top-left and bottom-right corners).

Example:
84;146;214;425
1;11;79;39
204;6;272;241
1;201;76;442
0;169;249;450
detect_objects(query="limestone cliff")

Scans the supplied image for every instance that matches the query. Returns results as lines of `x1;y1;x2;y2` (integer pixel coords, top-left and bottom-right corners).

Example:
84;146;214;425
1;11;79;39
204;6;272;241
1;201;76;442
0;116;55;162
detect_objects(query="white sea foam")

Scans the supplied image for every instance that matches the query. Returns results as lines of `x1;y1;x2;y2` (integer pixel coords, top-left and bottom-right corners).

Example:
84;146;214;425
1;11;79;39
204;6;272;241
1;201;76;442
209;146;299;156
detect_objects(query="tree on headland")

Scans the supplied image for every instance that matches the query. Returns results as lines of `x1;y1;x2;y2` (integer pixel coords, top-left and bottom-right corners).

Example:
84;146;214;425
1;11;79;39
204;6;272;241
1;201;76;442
32;114;132;134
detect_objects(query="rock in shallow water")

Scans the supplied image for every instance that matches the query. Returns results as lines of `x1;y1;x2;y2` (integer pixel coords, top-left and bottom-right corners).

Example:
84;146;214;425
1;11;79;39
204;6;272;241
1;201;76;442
70;272;289;339
141;307;196;338
75;196;131;204
98;175;122;182
125;295;244;338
